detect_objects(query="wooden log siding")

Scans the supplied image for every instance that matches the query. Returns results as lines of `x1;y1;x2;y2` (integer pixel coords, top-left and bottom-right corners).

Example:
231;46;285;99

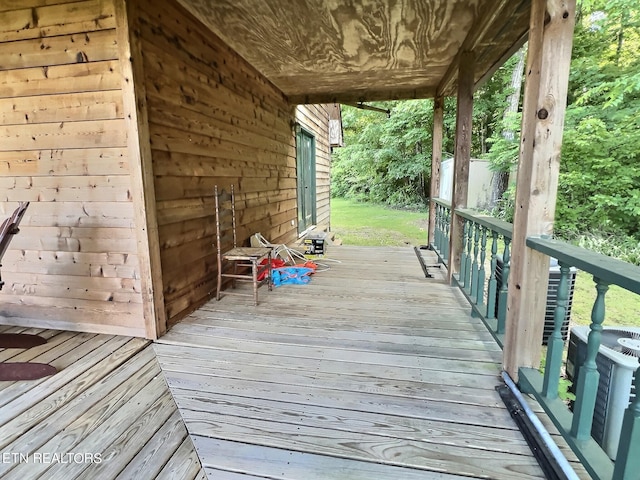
295;104;332;229
0;0;146;337
0;0;336;335
133;0;326;325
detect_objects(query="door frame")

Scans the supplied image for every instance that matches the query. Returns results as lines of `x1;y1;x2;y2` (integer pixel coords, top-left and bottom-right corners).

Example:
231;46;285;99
296;127;317;234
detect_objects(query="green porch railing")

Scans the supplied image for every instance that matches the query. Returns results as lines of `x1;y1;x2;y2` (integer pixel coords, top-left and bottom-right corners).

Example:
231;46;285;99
430;198;451;266
519;235;640;480
451;208;513;347
436;203;640;480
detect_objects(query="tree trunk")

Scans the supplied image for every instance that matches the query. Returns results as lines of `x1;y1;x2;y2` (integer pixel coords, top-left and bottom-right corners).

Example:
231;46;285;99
616;11;628;66
490;46;527;208
504;47;526;140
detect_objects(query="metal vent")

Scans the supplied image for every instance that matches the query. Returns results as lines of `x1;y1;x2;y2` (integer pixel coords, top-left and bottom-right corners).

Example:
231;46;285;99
495;256;576;344
567;326;639;459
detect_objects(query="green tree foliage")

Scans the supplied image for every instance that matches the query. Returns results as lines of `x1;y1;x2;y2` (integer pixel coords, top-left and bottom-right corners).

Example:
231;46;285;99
556;0;640;237
472;61;516;157
482;52;527;175
331;100;444;207
482;0;640;237
331;68;512;208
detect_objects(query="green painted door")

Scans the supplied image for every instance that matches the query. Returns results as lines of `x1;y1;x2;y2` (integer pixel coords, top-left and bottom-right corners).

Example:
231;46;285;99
296;129;316;233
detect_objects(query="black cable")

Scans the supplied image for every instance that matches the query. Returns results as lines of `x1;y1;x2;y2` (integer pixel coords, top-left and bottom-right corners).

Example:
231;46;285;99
413;246;434;278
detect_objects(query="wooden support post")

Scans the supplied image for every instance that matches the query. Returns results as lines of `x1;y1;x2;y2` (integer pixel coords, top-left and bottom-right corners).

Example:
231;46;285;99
115;0;167;339
447;52;474;283
503;0;576;380
428;97;444;248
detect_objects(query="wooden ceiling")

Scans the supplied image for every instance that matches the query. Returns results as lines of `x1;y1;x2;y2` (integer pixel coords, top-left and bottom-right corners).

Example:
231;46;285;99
176;0;531;104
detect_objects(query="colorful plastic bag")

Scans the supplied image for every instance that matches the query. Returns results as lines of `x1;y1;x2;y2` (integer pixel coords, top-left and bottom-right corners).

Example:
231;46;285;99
271;267;314;286
258;258;287;281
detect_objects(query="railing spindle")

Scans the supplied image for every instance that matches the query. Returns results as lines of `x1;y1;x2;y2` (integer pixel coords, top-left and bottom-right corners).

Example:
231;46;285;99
470;222;480;298
443;208;450;262
464;221;473;290
497;237;510;334
571;276;609;441
434;204;442;253
460;219;469;286
431;200;454;267
440;204;446;254
613;366;640;479
486;231;498;321
432;204;437;250
476;226;487;308
542;262;571;399
439;204;445;255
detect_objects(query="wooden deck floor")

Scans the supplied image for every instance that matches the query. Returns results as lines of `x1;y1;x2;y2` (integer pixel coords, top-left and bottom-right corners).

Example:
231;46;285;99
0;246;589;479
154;246;570;479
0;327;205;479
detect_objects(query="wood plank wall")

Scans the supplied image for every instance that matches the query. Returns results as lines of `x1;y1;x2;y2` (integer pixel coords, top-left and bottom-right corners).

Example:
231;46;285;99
0;0;147;337
295;105;332;229
132;0;307;325
0;0;333;336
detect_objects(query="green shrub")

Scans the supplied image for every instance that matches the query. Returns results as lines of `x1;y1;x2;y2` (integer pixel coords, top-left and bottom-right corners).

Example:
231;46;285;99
569;232;640;266
490;184;515;223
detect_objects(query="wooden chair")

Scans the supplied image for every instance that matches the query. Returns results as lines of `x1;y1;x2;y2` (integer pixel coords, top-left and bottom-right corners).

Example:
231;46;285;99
0;202;29;291
214;185;272;305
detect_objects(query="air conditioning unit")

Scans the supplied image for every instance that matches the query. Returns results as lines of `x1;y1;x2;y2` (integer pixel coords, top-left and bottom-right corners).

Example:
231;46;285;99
566;325;640;460
495;257;577;344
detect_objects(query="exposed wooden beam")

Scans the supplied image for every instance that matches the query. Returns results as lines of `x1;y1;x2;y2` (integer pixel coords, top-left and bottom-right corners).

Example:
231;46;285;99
428;97;444;247
288;86;437;106
343;102;391;117
115;0;167;339
504;0;576;381
436;0;511;98
447;52;474;283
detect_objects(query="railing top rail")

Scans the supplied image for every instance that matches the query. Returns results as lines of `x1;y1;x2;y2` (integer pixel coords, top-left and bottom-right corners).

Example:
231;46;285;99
527;235;640;295
455;208;513;239
431;197;451;208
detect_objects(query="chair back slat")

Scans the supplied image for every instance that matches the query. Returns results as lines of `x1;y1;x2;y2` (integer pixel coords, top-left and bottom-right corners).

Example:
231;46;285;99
0;218;11;242
217;209;234;226
217;231;235;251
217;190;233;204
0;202;29;260
214;186;237;254
0;202;29;291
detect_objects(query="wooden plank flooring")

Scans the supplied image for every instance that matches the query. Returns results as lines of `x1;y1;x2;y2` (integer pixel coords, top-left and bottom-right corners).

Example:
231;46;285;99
0;326;205;479
0;246;590;479
154;245;554;479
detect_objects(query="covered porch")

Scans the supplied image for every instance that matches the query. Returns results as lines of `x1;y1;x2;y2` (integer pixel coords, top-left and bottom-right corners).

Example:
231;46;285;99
2;0;638;478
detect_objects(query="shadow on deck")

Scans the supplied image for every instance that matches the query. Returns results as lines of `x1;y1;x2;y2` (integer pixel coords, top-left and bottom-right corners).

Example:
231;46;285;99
154;246;566;479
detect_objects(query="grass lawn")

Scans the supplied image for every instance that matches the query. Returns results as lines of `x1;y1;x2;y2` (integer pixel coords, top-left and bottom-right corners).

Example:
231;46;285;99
330;197;428;246
571;271;640;328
